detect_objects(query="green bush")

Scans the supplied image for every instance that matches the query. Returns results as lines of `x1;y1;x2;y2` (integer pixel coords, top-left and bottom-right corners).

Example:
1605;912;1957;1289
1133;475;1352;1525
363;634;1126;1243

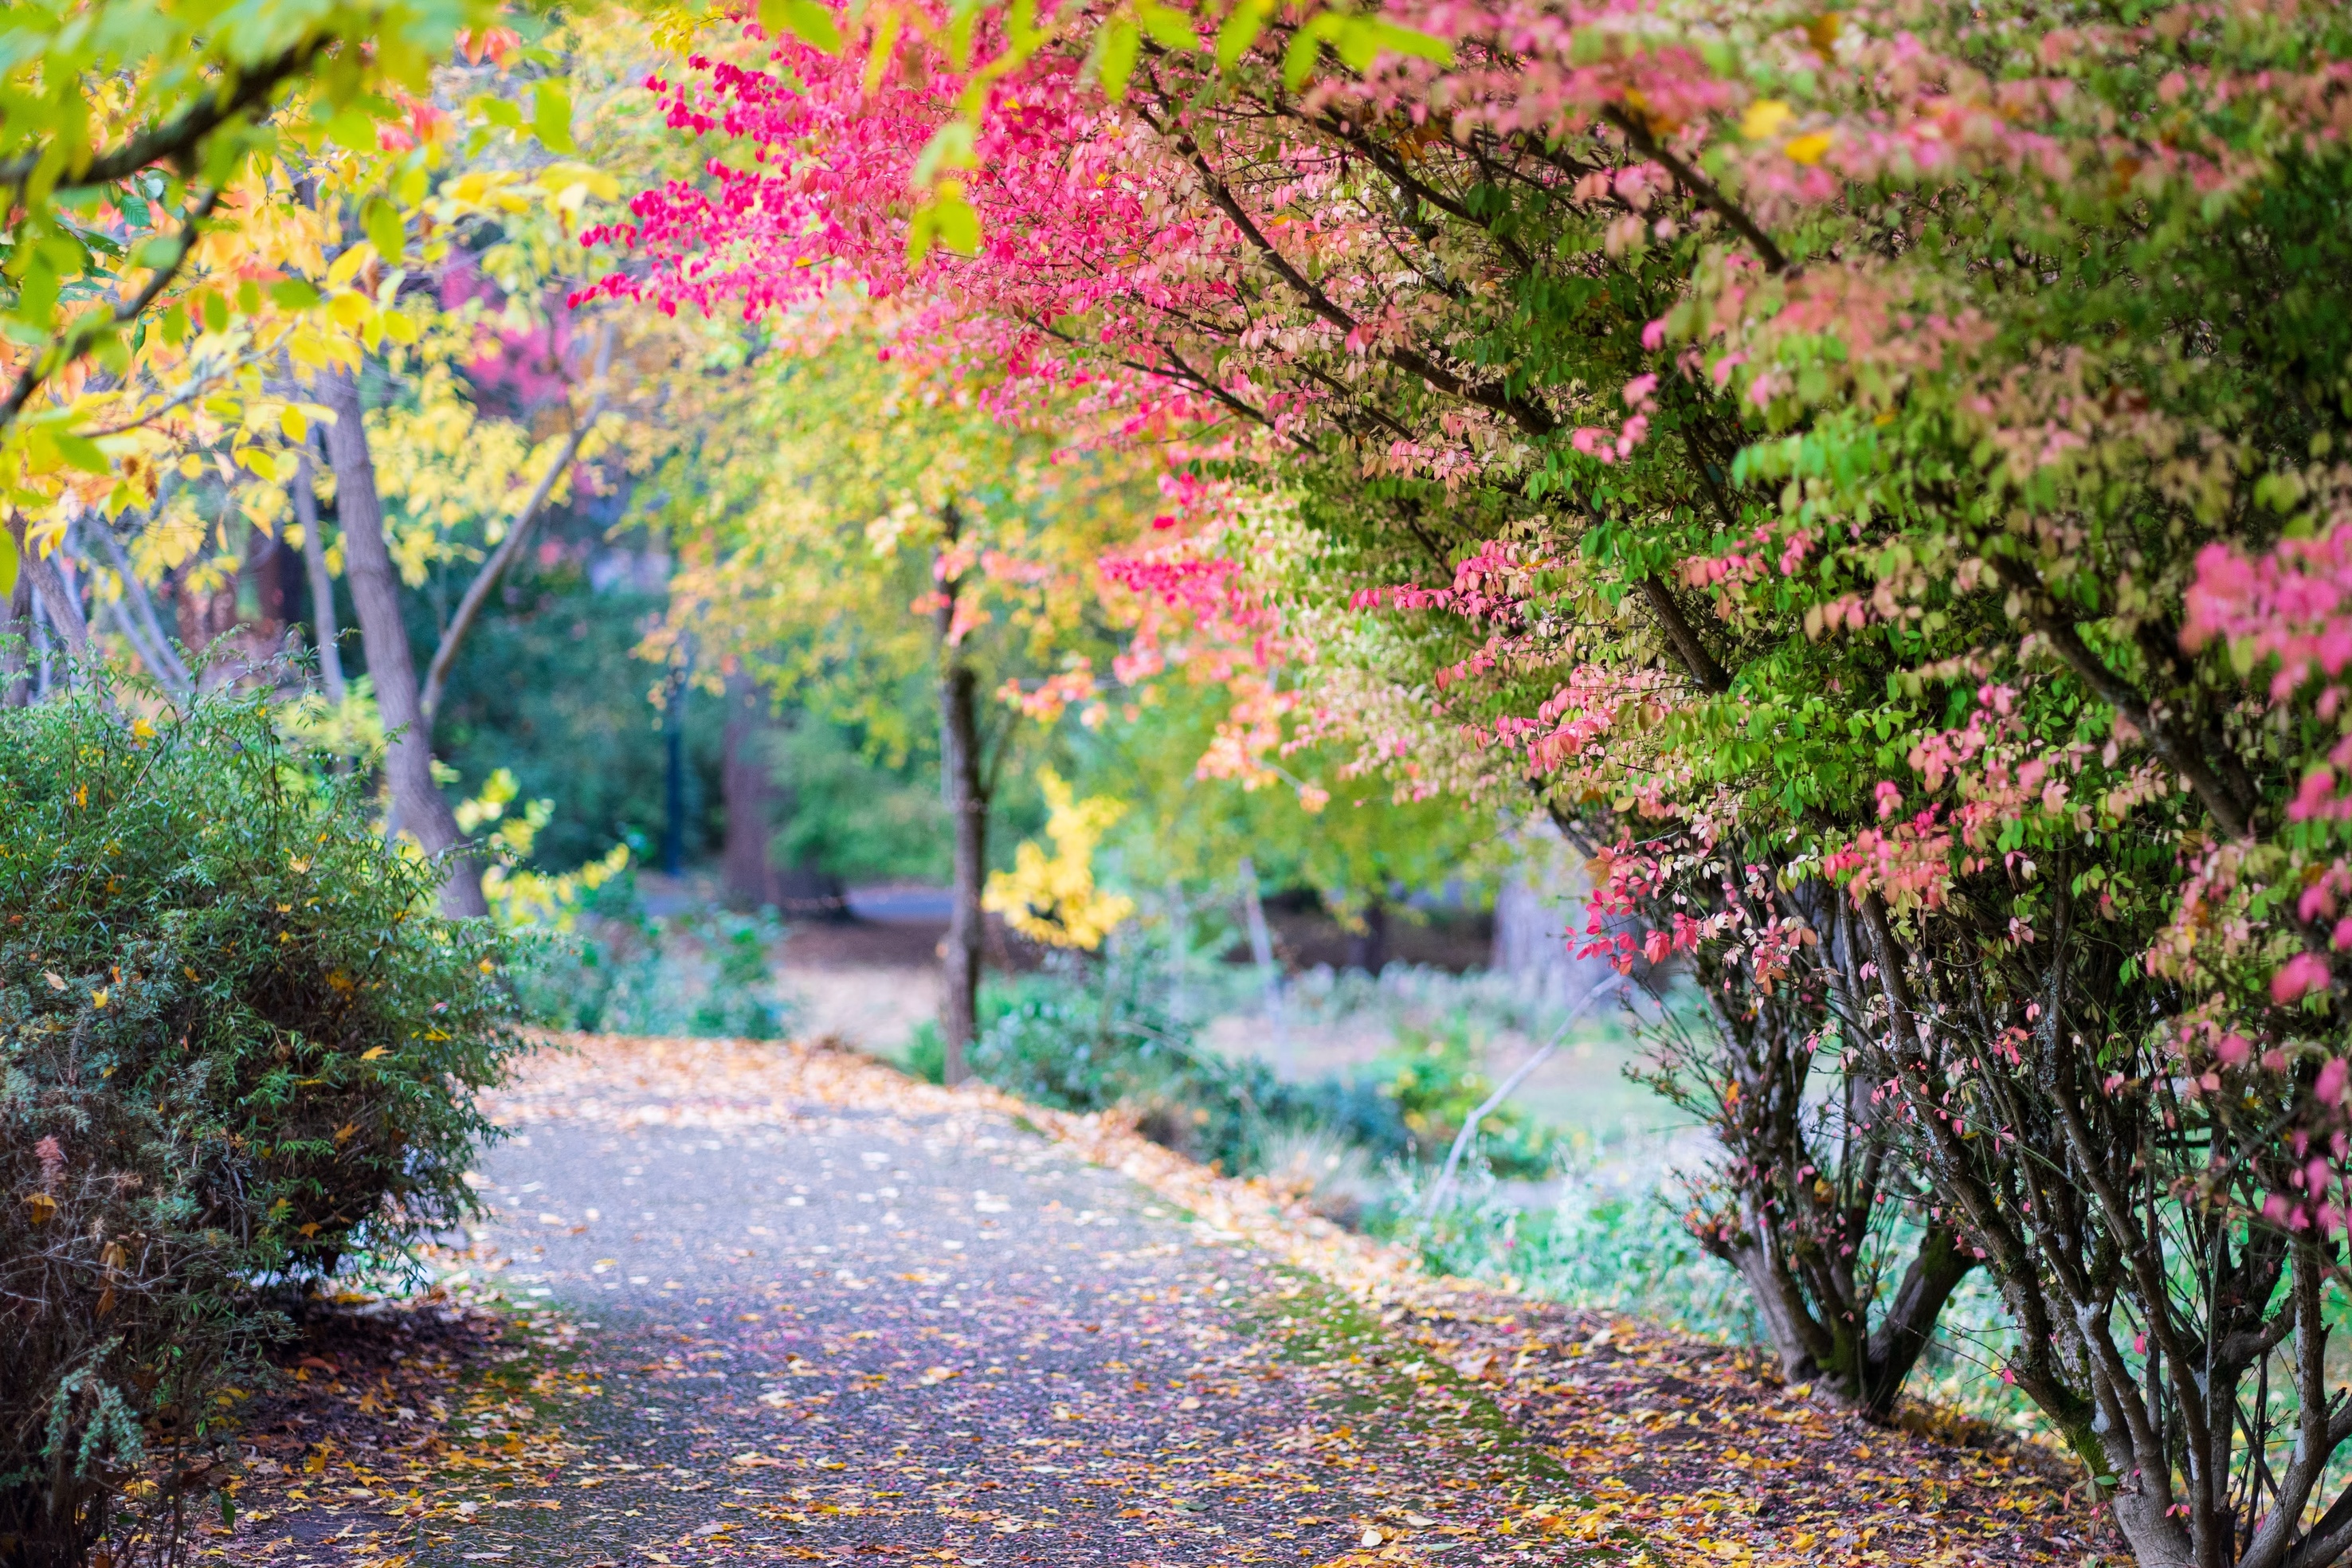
511;880;791;1040
1374;1016;1556;1178
1404;1164;1761;1343
0;689;521;1566
907;964;1409;1177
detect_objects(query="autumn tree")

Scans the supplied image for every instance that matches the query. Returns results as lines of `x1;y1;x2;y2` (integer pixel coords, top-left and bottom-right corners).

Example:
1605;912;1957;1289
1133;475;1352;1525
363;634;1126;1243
592;5;2352;1558
637;327;1162;1081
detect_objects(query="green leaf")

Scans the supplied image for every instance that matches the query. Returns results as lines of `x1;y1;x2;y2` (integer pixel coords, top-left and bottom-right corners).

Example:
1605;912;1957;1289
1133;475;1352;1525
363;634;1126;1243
759;0;843;53
53;431;109;474
1137;2;1198;50
531;80;577;155
907;202;941;265
935;192;981;256
911;121;978;189
0;524;16;603
362;197;404;264
1100;18;1142;101
1332;17;1382;71
1367;18;1454;65
324;104;379;153
1216;0;1272;70
269;279;321;311
906;191;982;265
1282;21;1327;90
14;255;57;326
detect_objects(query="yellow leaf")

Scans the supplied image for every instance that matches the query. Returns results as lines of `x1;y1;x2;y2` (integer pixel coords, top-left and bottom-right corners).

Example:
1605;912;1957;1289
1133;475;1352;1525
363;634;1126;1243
326;246;370;289
304;1448;327;1474
90;989;108;1009
333;1123;358;1143
25;1193;56;1224
359;1046;388;1060
130;717;155;740
1740;99;1793;141
1785;131;1835;165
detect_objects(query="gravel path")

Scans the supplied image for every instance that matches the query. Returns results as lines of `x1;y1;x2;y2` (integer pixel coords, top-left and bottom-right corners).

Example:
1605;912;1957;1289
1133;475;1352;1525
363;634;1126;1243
414;1038;1574;1566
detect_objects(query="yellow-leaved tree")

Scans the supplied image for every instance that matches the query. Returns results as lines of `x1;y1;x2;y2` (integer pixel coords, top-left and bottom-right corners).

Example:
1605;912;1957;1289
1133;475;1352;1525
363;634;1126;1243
641;322;1164;1080
983;768;1135;951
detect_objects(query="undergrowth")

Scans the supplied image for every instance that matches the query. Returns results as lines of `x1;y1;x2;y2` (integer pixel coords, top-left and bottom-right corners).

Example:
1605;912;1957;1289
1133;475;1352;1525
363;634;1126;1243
0;686;523;1566
512;872;794;1040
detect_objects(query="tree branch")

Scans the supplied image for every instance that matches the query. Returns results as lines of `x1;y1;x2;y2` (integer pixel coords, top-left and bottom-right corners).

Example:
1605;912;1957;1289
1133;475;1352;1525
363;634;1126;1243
418;327;615;727
1987;554;2257;837
1641;574;1732;692
1599;108;1790;276
96;521;191;692
1149;114;1558;438
0;41;323;190
0;183;222;439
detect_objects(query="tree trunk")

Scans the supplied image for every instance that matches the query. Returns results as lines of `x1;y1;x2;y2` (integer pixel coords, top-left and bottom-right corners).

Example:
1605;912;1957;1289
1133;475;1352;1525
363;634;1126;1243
1346;896;1389;974
661;650;691;877
1851;1225;1974;1415
317;366;487;919
935;509;986;1088
291;443;345;702
722;674;782;910
2;551;29;707
940;661;985;1087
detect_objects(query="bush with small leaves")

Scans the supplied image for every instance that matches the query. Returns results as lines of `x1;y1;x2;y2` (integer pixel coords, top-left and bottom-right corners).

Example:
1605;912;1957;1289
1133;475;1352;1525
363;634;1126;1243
0;688;522;1566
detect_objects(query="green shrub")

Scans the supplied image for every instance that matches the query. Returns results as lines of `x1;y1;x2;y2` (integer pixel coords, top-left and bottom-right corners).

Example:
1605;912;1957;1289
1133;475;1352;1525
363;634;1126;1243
0;690;521;1566
1402;1162;1762;1343
1372;1016;1557;1178
907;964;1409;1177
512;881;791;1040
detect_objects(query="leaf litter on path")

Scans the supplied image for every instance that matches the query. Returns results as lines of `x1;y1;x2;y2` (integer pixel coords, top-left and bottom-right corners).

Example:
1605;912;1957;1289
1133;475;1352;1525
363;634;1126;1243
214;1033;2108;1568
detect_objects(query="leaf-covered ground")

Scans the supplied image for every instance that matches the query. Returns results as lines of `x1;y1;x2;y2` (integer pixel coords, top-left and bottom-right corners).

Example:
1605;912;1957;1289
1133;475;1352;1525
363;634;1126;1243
210;1035;2111;1568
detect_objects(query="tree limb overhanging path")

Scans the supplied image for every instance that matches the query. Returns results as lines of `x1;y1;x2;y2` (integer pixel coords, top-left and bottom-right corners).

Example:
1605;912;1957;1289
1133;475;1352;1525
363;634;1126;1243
217;1037;2107;1568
